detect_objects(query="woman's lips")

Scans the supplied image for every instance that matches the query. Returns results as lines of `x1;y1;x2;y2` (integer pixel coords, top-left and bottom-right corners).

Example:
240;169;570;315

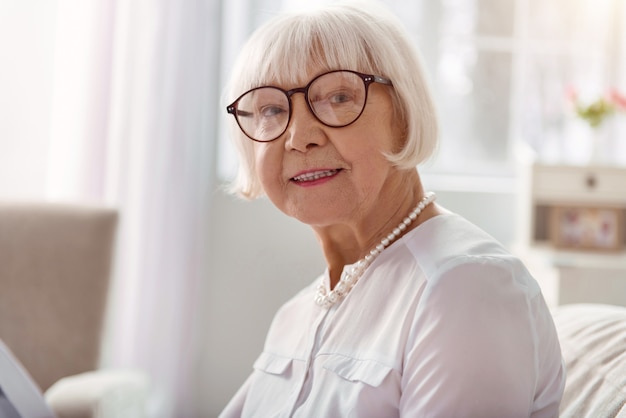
291;169;341;183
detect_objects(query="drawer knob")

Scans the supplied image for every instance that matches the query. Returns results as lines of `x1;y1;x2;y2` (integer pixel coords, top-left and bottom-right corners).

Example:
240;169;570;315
585;173;597;189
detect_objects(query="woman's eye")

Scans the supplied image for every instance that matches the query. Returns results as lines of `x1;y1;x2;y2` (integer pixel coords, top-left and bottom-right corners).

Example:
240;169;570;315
260;105;286;117
329;91;353;104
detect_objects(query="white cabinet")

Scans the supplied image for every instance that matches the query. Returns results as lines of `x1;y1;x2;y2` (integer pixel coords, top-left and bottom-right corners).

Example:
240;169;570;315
528;163;626;248
521;163;626;306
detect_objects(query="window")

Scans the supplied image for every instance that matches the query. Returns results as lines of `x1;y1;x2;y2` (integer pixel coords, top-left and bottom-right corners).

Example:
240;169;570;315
218;0;626;182
517;0;626;165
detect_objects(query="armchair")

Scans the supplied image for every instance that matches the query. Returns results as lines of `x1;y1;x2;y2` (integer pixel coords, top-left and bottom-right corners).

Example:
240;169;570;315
0;203;148;417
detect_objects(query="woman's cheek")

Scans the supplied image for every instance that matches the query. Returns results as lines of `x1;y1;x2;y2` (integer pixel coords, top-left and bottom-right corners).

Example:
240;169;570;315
254;142;283;192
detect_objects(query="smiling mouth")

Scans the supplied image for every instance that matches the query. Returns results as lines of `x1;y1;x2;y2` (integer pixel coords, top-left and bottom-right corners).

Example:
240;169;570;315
291;169;341;182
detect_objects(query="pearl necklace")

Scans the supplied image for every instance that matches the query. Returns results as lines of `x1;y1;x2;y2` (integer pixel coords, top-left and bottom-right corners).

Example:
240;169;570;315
315;191;437;308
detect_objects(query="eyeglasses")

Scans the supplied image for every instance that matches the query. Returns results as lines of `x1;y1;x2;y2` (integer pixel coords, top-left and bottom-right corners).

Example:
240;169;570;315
226;70;393;142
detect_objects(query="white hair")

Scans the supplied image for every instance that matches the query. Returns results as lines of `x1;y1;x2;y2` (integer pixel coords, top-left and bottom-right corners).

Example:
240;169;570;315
223;0;439;199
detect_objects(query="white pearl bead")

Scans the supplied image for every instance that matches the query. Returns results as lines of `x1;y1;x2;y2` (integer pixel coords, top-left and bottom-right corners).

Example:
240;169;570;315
314;192;436;307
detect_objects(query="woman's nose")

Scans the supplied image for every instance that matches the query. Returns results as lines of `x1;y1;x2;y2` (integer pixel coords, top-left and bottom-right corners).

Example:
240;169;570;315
284;95;328;152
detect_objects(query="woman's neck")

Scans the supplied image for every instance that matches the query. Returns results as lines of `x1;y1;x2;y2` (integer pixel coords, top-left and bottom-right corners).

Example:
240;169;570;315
312;171;438;288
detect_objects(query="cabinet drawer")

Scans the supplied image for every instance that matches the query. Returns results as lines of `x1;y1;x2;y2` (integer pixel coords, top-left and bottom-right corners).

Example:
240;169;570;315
532;164;626;204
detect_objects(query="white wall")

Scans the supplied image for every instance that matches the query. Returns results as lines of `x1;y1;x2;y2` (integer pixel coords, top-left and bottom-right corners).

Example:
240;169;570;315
200;191;326;415
0;0;58;200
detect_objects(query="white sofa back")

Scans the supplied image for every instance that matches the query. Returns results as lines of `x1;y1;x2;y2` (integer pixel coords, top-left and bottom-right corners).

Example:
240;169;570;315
553;303;626;417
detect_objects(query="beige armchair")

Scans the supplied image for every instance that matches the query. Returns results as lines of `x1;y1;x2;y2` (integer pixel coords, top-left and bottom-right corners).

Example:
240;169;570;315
0;203;148;417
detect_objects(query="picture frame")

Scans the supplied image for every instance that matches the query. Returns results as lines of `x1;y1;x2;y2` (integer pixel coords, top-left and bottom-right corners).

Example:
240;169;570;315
550;205;624;251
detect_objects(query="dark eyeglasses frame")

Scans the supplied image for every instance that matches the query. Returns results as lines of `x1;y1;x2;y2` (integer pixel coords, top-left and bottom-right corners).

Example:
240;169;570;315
226;70;393;143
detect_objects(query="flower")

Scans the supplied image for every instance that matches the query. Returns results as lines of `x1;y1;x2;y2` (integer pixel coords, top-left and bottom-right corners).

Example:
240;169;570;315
567;87;626;128
576;97;614;127
610;89;626;110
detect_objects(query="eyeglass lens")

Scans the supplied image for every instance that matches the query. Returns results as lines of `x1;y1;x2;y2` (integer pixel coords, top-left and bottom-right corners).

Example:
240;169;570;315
232;71;368;142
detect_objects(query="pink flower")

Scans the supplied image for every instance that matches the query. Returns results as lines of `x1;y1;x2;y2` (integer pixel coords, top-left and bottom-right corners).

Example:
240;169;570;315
610;89;626;110
565;85;578;103
566;86;626;127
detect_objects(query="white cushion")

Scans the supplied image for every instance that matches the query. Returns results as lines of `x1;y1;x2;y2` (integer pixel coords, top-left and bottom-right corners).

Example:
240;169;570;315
45;369;149;418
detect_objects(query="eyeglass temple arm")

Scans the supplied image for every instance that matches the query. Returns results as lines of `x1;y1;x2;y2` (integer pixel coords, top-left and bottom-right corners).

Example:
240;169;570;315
373;75;393;86
226;105;253;118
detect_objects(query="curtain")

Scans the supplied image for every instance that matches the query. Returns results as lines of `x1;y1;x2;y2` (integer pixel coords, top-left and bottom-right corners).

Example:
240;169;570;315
47;0;220;416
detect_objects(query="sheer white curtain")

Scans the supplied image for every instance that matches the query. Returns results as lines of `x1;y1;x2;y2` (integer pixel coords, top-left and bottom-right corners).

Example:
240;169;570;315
47;0;220;416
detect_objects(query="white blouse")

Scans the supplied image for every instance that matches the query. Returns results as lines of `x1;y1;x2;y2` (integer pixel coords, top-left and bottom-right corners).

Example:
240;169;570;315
220;214;565;418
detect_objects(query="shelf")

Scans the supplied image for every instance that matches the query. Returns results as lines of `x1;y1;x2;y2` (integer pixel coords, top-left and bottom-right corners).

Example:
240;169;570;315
530;245;626;270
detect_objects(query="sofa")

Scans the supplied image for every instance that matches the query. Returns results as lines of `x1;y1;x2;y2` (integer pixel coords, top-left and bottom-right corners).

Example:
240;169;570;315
553;303;626;417
0;203;149;417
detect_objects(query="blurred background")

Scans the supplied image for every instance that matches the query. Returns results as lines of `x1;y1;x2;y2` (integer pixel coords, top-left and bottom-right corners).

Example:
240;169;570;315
1;0;625;416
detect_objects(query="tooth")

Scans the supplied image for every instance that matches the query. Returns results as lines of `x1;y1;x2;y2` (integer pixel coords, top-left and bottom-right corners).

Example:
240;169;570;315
294;170;337;181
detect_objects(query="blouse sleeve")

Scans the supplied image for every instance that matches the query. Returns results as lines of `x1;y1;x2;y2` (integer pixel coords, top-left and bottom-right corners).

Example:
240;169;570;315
399;257;563;418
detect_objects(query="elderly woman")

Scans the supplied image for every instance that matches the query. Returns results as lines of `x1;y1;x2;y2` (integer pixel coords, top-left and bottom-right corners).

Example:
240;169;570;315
220;1;565;417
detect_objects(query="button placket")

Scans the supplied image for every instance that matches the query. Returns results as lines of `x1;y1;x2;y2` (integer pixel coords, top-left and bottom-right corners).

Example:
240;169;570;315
286;303;336;416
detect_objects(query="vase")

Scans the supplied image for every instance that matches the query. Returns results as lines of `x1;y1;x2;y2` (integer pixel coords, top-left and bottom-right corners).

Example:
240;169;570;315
588;123;608;165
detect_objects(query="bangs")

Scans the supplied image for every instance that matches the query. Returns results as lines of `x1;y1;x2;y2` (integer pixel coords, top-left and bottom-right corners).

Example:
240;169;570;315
237;10;381;91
